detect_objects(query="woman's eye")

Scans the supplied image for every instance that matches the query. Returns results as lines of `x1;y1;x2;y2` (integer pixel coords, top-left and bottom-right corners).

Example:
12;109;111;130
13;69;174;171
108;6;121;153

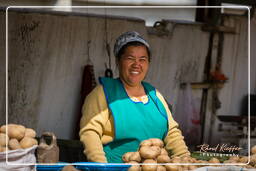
127;57;134;60
140;58;147;62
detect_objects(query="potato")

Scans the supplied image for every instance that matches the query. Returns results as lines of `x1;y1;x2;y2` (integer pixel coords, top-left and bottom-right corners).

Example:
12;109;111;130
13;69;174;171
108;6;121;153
151;146;161;155
24;128;36;138
140;146;161;159
9;138;21;150
128;161;141;171
160;148;168;156
250;154;256;165
0;125;8;133
142;159;157;171
149;139;164;148
4;124;26;140
181;156;194;163
188;165;197;170
208;157;220;163
0;133;9;146
20;137;38;149
239;156;248;163
130;152;141;162
224;159;238;164
251;145;256;154
0;146;9;152
165;165;179;171
181;166;188;170
61;165;80;171
157;155;171;163
140;140;152;147
170;157;181;163
123;152;135;162
229;156;240;162
156;165;166;171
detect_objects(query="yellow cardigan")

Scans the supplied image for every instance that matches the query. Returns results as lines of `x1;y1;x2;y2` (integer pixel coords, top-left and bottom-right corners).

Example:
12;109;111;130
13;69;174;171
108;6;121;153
79;85;190;163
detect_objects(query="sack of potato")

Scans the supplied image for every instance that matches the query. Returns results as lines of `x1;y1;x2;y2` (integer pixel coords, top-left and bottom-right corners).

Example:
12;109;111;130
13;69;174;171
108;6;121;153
0;124;38;170
0;124;38;152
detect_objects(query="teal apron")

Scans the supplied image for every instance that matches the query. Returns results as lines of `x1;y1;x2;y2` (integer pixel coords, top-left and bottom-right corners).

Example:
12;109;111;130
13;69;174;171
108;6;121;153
99;77;168;163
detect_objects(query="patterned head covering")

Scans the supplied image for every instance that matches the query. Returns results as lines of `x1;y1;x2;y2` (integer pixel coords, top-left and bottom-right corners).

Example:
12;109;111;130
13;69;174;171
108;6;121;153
113;31;150;57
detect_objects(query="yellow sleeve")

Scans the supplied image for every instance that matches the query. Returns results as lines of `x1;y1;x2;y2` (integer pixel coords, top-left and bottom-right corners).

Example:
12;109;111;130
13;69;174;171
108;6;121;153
156;90;191;157
79;85;111;163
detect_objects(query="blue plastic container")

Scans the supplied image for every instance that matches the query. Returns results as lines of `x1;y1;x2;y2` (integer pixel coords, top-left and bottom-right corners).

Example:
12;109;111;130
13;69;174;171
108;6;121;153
75;162;131;171
36;162;68;171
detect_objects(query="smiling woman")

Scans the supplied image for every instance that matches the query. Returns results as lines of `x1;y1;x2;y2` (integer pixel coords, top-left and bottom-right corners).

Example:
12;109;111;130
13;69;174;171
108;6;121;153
118;45;149;97
79;31;190;163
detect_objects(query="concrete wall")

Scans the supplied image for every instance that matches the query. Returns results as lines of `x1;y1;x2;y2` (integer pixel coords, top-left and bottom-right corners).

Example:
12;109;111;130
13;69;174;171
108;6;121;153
0;9;255;142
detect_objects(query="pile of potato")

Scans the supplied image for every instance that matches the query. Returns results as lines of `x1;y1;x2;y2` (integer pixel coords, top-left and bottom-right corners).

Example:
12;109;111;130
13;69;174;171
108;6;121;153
0;124;38;152
123;138;198;171
123;138;256;171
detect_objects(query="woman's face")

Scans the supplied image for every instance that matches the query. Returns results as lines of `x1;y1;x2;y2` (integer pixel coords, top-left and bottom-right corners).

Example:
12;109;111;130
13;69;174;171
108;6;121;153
118;45;149;87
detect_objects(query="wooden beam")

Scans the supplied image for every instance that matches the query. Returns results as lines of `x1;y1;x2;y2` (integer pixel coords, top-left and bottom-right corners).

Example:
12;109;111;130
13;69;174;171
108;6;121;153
202;25;236;34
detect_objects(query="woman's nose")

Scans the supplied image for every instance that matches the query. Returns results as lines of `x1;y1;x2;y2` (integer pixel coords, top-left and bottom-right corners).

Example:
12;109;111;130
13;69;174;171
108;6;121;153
132;59;140;66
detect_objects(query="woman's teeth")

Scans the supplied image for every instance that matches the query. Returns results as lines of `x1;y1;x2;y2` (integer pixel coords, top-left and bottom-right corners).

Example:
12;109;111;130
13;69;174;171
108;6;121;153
131;71;139;74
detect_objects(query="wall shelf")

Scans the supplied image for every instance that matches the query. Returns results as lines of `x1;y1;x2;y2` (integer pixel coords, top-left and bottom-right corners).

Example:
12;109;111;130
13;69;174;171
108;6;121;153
180;82;225;89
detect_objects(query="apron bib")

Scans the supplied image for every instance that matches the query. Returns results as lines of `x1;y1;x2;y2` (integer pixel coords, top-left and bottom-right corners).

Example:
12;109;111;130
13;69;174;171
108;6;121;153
99;77;168;163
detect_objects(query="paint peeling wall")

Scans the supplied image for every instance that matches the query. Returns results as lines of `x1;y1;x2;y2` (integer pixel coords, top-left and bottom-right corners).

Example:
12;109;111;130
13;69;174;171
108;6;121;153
1;10;148;139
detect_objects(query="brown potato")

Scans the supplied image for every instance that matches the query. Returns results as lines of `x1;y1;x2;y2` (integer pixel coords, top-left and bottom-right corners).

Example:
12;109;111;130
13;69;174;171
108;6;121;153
140;140;152;147
157;155;171;163
181;166;188;170
0;133;9;146
250;154;256;165
149;139;164;148
223;160;236;164
0;146;9;152
61;165;80;171
5;124;26;140
188;165;197;170
24;128;36;138
229;156;240;162
140;146;161;159
181;156;194;163
170;157;181;163
160;148;168;156
208;157;220;163
151;146;161;155
239;156;248;163
251;145;256;154
20;137;38;149
142;159;157;171
128;161;141;171
156;165;166;171
165;165;179;171
129;152;141;162
0;125;8;133
123;152;135;162
9;138;21;150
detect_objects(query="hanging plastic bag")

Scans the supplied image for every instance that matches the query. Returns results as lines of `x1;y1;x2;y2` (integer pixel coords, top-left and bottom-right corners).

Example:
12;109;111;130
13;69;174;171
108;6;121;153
174;83;201;146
